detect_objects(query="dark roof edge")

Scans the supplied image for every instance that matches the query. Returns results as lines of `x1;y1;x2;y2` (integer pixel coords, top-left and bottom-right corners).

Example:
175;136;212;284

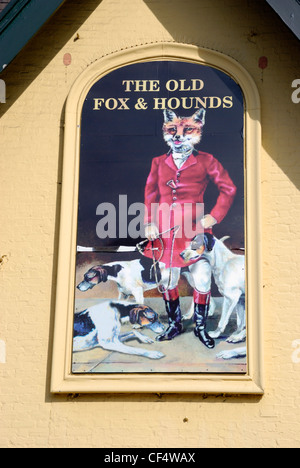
0;1;31;35
266;0;300;41
0;0;66;73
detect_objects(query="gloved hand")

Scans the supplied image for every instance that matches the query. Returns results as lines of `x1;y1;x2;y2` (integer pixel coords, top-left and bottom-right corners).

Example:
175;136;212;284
145;224;159;241
201;214;217;229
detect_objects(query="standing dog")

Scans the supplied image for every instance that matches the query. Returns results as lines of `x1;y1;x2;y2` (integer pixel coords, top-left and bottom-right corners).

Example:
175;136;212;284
180;234;246;344
77;255;198;319
77;256;169;304
73;300;165;359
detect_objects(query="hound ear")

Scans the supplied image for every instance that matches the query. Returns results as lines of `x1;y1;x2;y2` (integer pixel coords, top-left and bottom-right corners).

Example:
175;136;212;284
192;108;206;126
163;109;177;123
129;306;146;324
129;308;137;324
130;306;155;327
204;233;215;251
94;266;108;282
102;270;108;282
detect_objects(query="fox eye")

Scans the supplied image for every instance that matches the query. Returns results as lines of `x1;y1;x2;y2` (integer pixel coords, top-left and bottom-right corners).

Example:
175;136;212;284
167;127;177;135
184;127;195;134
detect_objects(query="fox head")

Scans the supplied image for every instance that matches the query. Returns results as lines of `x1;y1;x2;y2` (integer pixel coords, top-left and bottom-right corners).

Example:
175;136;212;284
163;108;205;154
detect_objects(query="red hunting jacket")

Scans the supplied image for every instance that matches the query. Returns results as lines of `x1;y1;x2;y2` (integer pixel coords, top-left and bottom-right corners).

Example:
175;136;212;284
143;151;237;267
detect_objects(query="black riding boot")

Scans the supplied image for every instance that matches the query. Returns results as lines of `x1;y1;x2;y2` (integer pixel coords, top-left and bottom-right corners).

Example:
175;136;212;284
156;295;183;341
194;303;215;349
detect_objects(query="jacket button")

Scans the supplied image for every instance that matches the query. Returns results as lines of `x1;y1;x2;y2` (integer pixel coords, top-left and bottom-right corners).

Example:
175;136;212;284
173;197;177;201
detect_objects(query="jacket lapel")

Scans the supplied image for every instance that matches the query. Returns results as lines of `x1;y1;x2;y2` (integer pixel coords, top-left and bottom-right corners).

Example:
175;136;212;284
164;153;177;171
180;153;197;171
164;152;198;172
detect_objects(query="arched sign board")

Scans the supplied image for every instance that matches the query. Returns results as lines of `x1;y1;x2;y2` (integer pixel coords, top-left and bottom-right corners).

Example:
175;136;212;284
51;44;263;394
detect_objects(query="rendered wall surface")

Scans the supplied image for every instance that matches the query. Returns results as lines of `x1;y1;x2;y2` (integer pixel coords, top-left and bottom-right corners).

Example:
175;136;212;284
0;0;300;448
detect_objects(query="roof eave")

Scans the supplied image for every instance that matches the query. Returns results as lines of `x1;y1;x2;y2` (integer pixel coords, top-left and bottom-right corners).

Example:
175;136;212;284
0;0;66;73
266;0;300;41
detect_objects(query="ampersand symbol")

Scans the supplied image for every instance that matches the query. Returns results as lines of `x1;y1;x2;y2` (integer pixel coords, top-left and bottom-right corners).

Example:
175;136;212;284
135;98;148;110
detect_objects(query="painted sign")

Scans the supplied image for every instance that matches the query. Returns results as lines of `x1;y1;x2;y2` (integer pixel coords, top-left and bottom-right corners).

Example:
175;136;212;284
72;60;246;374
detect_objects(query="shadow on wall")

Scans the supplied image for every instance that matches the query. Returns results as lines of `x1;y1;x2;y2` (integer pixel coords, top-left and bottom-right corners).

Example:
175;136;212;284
0;0;103;118
142;0;275;48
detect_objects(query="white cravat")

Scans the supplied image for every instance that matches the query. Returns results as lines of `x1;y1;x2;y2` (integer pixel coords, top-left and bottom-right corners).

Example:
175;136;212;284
172;149;193;169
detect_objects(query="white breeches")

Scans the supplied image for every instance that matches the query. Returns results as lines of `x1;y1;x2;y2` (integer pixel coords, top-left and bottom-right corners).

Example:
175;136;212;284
160;257;212;294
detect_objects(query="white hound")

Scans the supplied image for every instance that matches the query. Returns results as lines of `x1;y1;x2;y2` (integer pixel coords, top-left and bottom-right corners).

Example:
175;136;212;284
180;235;246;345
77;255;171;304
73;300;165;360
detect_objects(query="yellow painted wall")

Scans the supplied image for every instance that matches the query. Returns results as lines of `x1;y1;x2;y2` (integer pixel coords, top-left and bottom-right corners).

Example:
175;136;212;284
0;0;300;448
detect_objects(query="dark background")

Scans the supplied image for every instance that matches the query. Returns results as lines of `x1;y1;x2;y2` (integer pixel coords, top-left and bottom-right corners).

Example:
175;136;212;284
77;60;245;250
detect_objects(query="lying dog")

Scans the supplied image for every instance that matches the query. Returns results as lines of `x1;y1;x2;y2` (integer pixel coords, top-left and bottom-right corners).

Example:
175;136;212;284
77;255;170;304
73;301;165;359
180;234;246;344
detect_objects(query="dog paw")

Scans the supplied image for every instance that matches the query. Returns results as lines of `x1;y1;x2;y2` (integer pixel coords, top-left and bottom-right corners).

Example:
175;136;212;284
216;349;238;360
141;336;155;344
226;333;245;343
133;330;154;344
208;328;222;339
147;350;165;360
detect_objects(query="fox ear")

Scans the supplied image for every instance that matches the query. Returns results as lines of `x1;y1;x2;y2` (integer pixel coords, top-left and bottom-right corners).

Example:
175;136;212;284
164;109;177;123
192;108;206;126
